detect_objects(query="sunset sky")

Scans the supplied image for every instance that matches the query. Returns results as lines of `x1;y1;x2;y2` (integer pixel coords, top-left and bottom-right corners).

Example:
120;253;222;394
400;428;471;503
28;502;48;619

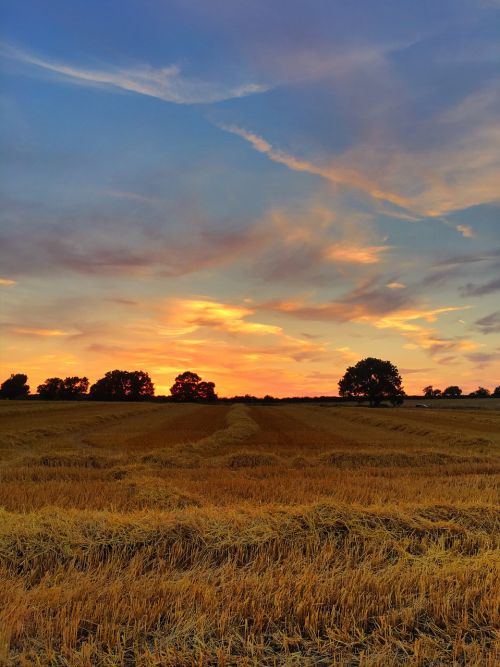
1;0;499;397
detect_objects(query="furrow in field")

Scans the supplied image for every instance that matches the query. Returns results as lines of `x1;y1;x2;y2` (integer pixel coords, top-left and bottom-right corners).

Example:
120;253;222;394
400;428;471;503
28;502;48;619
83;403;230;452
0;403;164;456
284;405;499;453
247;405;357;455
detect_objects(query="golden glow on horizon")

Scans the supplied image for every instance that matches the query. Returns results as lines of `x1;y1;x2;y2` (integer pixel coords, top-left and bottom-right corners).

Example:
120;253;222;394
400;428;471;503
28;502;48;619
3;293;496;398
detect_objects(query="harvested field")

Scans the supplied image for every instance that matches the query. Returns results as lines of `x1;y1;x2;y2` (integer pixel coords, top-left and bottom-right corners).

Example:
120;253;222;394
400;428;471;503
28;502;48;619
0;401;499;665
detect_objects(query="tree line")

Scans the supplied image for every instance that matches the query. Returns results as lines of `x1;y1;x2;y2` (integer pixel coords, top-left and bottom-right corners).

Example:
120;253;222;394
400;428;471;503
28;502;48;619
1;358;499;403
422;385;498;398
0;370;216;402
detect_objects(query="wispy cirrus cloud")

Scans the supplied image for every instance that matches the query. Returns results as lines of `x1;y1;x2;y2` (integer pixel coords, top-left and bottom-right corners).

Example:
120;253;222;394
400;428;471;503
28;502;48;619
0;201;392;283
434;248;500;267
343;82;500;217
465;351;498;368
221;80;500;219
0;219;262;279
264;297;461;328
260;292;474;359
220;124;412;209
461;276;500;297
11;326;77;337
1;42;269;104
475;311;500;334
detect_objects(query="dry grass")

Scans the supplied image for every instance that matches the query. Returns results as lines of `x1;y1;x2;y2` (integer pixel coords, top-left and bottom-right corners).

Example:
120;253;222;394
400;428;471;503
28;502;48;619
0;401;499;665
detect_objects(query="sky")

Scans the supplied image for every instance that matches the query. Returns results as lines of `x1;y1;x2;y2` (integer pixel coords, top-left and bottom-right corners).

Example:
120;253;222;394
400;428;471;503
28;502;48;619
1;0;499;397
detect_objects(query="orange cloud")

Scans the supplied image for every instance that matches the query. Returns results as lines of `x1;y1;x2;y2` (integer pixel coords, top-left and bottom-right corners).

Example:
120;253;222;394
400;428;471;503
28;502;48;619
245;205;391;283
323;243;390;264
162;299;283;336
0;278;16;286
267;299;465;326
373;306;465;332
456;225;475;238
13;327;76;337
372;307;481;356
263;298;475;359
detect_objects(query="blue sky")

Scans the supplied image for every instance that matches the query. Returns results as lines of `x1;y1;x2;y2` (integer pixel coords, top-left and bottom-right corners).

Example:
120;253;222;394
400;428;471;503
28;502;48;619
1;0;499;396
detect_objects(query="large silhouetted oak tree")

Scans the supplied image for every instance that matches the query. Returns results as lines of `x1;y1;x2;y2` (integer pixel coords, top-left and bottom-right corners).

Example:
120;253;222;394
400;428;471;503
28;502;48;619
37;376;89;400
0;373;30;399
170;371;217;402
89;370;154;401
338;357;405;406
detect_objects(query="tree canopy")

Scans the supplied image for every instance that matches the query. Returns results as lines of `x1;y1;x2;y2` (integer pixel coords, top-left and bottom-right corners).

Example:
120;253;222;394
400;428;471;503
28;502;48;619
37;376;89;400
0;373;30;399
469;386;490;398
89;370;154;401
170;371;217;402
423;385;442;398
442;385;462;398
338;357;405;406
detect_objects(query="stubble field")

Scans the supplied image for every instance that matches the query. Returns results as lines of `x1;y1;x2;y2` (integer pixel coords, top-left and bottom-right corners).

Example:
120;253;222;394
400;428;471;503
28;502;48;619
0;400;499;666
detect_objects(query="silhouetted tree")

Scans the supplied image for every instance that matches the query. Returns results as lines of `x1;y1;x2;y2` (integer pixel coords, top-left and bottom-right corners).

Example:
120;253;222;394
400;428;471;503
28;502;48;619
493;386;500;398
170;371;217;402
423;385;442;399
0;373;30;399
197;381;217;401
442;385;462;398
37;377;65;400
468;387;490;398
89;370;154;401
338;357;405;407
38;376;89;400
61;376;89;399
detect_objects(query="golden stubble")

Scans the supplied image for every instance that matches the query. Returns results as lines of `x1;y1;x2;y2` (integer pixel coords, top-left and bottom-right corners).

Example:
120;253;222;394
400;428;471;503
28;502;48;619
0;400;499;666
